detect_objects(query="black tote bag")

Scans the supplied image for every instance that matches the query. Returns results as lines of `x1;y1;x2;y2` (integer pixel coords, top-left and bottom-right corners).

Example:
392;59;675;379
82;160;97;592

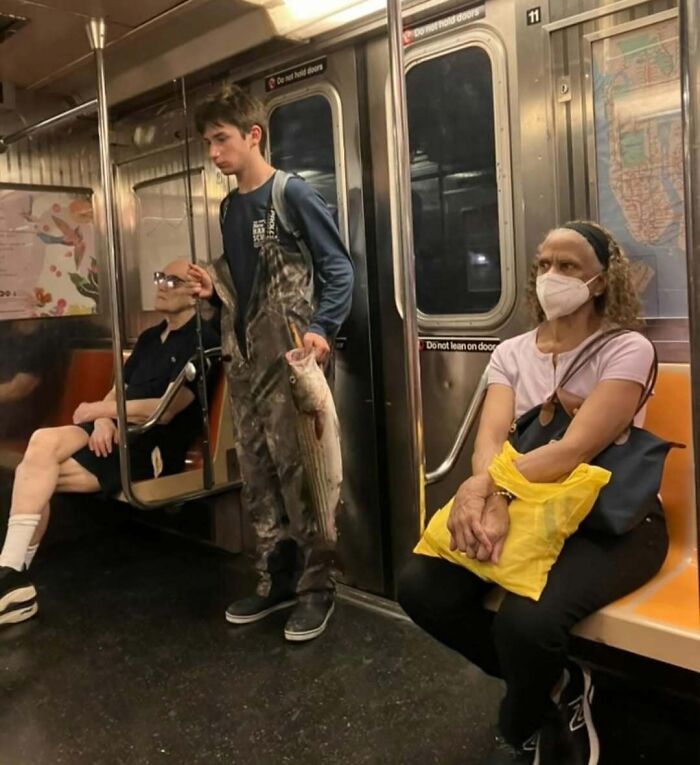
509;329;679;535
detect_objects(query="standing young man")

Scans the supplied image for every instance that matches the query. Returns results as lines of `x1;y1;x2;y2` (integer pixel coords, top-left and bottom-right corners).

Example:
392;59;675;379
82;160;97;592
188;85;353;641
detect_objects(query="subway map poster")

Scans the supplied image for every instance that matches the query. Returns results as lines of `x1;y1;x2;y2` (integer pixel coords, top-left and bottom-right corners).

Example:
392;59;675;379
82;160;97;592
593;18;686;318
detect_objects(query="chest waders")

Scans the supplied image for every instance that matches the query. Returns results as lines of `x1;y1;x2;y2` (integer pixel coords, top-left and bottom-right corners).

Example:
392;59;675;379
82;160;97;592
209;171;338;597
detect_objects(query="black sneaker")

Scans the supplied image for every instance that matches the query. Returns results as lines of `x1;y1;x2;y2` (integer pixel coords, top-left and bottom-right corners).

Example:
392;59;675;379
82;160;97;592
536;664;599;765
225;589;297;625
485;733;537;765
0;566;38;626
283;591;335;642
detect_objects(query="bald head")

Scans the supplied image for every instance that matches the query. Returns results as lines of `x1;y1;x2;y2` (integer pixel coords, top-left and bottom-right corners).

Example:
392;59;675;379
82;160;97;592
163;258;191;281
154;258;196;316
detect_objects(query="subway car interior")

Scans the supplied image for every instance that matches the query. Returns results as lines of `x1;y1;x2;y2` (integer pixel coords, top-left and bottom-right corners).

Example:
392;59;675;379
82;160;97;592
0;0;698;763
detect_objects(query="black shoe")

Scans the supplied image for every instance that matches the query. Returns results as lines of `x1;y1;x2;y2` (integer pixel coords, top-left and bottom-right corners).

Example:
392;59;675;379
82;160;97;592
284;591;335;642
225;589;297;625
485;734;537;765
536;664;599;765
0;566;38;626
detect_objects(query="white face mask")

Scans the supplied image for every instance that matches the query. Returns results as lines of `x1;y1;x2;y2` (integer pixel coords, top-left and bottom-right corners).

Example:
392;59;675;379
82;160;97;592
536;272;601;321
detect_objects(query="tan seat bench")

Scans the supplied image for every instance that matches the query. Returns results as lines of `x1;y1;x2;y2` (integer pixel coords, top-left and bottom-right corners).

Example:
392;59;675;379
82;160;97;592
114;364;236;504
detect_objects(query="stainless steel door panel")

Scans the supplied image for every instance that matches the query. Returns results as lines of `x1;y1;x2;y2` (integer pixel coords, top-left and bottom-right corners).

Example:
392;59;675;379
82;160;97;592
366;0;557;587
253;48;386;594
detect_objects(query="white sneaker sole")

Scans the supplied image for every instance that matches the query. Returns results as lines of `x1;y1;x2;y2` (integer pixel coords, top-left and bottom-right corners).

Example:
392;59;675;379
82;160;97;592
581;668;599;765
0;584;37;613
225;598;297;625
534;666;597;765
284;602;335;642
0;601;38;625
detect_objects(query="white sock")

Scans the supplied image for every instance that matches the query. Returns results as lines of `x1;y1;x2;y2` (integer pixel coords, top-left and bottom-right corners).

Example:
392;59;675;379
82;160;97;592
0;514;42;572
25;544;40;570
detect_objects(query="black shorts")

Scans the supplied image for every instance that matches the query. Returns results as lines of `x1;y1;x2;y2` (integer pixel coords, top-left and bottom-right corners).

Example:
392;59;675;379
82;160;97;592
71;423;158;497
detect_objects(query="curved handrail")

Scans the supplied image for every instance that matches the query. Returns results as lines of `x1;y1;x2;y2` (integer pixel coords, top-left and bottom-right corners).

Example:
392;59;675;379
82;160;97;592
425;367;489;486
127;347;223;436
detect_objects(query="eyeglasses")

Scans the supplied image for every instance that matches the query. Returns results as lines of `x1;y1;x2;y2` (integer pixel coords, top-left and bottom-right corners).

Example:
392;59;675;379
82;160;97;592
154;271;186;289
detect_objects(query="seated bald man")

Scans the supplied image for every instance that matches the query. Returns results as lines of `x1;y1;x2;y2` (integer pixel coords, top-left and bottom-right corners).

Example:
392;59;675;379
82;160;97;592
0;259;219;626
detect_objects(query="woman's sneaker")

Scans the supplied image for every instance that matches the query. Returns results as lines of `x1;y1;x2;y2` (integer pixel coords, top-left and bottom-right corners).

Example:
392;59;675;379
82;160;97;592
0;566;38;626
536;663;599;765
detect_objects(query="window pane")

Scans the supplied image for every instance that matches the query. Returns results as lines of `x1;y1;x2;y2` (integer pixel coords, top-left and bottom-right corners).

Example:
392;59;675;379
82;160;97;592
407;46;501;315
592;18;686;318
134;172;208;311
269;95;338;216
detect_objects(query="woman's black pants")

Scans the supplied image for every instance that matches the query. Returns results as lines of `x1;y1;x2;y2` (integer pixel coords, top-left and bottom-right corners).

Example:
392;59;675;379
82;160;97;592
397;512;668;746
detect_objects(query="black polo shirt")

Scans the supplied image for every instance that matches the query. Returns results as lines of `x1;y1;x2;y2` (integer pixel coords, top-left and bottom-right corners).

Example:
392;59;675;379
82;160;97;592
123;316;220;472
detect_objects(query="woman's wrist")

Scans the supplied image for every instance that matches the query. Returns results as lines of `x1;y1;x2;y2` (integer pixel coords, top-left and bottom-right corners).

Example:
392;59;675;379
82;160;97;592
489;488;515;503
465;472;496;497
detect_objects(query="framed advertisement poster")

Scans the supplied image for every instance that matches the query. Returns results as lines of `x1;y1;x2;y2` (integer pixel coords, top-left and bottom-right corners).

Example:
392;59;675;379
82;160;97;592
0;183;99;320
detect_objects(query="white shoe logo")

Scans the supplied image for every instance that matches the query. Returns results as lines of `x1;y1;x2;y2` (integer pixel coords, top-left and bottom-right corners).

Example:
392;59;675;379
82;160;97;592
569;697;586;732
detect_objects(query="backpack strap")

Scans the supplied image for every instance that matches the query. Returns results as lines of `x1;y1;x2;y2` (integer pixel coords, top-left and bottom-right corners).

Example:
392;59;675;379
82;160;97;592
219;194;231;229
270;169;314;276
271;170;299;240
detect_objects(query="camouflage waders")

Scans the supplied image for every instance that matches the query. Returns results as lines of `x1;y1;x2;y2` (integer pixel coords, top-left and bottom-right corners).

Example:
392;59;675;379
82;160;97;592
209;172;337;596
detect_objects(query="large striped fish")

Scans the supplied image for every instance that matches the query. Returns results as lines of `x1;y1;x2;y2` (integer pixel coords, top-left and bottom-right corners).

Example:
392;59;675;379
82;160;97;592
285;348;342;544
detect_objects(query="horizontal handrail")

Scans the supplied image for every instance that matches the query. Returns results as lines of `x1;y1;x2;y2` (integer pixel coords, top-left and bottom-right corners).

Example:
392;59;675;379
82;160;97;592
425;367;489;486
0;99;97;153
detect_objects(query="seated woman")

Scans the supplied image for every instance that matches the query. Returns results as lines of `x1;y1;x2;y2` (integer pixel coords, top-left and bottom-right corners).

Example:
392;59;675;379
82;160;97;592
0;258;219;626
398;222;668;765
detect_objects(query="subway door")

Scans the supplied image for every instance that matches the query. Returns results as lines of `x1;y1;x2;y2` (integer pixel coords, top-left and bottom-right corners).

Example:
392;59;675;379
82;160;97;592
250;48;386;594
366;3;535;588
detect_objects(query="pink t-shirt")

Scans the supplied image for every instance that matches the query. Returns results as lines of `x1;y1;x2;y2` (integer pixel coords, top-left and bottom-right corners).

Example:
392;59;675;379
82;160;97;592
488;329;655;426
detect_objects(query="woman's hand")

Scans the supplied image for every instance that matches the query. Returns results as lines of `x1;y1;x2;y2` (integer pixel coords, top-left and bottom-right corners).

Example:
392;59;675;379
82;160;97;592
447;474;494;558
475;494;510;564
88;417;117;457
187;263;214;300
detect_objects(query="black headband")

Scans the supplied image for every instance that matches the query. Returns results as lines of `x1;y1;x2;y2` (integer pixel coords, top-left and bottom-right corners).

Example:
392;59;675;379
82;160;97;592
561;222;611;268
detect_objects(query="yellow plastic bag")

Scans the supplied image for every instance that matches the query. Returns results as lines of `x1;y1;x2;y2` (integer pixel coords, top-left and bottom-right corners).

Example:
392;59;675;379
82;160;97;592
414;442;611;600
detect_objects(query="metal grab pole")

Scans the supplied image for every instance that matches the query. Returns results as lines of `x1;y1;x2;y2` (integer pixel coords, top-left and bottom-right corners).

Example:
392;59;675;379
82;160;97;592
679;0;700;592
386;0;426;531
179;77;214;490
86;18;138;506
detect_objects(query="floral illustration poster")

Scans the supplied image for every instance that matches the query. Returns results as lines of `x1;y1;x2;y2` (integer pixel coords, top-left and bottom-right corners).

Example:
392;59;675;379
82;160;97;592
0;186;99;320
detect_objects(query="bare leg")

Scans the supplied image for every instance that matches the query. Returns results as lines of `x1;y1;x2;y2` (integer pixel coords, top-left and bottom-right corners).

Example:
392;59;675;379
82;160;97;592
10;426;97;519
2;426;100;571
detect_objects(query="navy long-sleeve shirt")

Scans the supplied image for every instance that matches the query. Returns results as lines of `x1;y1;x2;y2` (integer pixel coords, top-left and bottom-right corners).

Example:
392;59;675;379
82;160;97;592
220;172;353;349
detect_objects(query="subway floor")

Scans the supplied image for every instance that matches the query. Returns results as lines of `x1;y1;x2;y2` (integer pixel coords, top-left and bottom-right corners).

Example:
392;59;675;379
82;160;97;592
0;504;697;765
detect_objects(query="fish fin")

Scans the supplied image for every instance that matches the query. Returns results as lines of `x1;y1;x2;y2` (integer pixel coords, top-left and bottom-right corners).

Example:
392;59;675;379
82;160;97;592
314;410;325;440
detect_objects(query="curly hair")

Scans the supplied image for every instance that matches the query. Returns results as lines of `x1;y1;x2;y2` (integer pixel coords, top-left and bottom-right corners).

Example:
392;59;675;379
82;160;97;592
526;220;642;330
